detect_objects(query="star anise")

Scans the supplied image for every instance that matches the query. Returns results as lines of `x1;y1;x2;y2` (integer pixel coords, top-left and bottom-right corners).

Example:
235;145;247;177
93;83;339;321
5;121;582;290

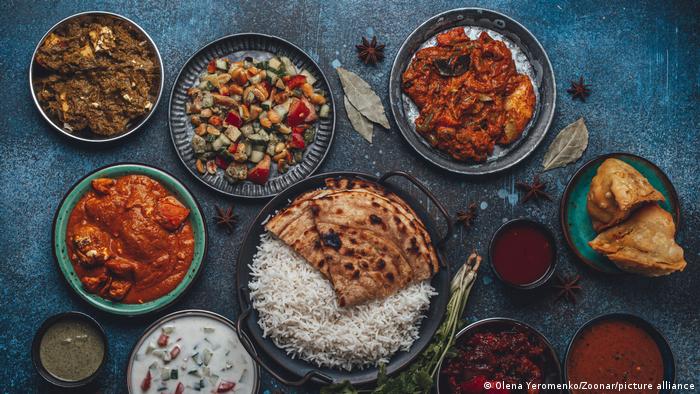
356;36;385;65
567;76;591;101
456;202;477;228
516;175;552;203
552;273;582;304
213;205;237;234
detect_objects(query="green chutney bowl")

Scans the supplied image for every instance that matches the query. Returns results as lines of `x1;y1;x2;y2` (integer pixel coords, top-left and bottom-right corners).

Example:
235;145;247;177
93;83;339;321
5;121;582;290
559;153;680;274
53;163;208;316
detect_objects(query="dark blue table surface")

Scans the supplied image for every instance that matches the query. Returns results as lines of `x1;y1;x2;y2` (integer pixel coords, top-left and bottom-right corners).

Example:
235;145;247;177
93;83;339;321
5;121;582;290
1;1;698;393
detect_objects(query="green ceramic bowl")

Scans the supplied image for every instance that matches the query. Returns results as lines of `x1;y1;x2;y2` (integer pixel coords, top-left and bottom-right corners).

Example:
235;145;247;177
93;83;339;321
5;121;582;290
53;163;208;316
559;153;680;274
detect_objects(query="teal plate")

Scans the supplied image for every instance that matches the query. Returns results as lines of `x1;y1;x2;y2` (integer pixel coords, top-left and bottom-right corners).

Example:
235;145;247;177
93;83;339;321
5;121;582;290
53;163;208;316
559;153;680;274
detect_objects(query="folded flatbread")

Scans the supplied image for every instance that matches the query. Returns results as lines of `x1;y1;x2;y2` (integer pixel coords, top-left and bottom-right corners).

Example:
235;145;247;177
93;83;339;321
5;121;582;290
265;178;439;306
589;204;686;276
587;158;665;232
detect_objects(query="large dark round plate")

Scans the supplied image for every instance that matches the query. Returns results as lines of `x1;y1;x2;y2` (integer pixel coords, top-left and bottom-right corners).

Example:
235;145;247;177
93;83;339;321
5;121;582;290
235;171;452;386
559;153;680;274
169;33;335;198
390;8;555;175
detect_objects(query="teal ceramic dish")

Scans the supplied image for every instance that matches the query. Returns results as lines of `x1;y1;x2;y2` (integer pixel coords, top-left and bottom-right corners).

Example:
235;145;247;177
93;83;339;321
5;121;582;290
52;163;208;316
559;153;680;274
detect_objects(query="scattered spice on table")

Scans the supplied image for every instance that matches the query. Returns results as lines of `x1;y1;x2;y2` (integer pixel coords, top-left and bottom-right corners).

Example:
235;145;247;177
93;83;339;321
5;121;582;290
455;202;477;228
516;175;553;203
552;273;582;304
213;205;237;233
567;76;591;101
356;36;385;65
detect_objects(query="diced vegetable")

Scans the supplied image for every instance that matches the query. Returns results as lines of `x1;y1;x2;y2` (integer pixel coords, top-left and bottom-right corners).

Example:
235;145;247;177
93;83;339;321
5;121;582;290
249;150;264;163
319;104;330;118
141;370;152;390
157;333;169;347
285;75;307;89
268;57;282;71
225;111;242;127
300;69;317;85
287;99;310;127
223;126;241;142
207;59;217;73
280;56;297;75
217;380;236;392
247;154;271;184
215;59;228;70
289;133;305;149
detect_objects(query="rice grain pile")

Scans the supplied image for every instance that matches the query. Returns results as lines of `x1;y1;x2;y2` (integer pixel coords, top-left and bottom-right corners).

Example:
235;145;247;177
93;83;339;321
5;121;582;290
249;233;436;371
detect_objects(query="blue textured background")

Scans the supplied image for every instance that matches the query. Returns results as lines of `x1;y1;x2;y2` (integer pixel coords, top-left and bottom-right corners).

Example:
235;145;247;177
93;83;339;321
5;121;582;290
1;1;698;393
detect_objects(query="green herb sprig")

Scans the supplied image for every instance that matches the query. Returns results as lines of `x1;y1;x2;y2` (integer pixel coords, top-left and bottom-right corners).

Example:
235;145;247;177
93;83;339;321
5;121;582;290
321;252;481;394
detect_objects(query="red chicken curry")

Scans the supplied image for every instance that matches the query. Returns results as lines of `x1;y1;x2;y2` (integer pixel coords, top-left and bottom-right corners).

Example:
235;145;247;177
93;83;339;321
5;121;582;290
402;28;536;162
66;175;194;303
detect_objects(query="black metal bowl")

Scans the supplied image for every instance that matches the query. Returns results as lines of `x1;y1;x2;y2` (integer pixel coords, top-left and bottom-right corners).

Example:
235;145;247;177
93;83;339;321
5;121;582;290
436;317;562;394
169;33;336;198
389;8;556;175
32;311;108;388
29;11;164;144
563;313;675;394
235;170;453;386
488;218;558;290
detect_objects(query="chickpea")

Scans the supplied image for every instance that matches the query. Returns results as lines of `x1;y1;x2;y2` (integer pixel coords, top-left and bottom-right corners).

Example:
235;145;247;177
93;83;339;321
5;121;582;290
267;110;281;124
301;83;314;97
310;93;326;105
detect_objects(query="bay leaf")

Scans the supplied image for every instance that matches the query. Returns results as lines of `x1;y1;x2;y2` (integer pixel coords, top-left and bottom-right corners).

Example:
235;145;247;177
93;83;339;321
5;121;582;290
336;67;390;129
344;95;373;143
542;117;589;171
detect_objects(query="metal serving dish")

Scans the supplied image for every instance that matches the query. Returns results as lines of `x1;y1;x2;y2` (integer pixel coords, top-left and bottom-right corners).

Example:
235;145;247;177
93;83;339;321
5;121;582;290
125;309;260;394
563;313;675;394
235;170;453;386
389;8;556;175
436;317;562;393
169;33;336;198
29;11;164;143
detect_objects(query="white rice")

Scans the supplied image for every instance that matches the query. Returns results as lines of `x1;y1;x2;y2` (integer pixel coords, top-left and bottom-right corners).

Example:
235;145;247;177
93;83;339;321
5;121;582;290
248;233;436;371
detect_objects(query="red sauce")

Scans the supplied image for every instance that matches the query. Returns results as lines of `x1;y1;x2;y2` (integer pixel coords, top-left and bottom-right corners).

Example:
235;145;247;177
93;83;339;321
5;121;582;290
491;222;553;286
66;175;194;304
567;320;663;394
441;329;547;393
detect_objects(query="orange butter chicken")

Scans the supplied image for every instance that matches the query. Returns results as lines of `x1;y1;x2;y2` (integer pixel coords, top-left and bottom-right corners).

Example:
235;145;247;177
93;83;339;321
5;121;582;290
402;28;536;162
66;175;194;303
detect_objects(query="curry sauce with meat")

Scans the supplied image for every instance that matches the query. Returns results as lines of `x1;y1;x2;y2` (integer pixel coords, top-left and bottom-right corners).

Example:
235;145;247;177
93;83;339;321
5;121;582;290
402;28;536;162
34;15;160;136
66;175;194;303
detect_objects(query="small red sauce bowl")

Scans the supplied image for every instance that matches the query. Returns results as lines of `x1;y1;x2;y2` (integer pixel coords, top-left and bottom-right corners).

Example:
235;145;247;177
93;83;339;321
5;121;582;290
489;218;557;290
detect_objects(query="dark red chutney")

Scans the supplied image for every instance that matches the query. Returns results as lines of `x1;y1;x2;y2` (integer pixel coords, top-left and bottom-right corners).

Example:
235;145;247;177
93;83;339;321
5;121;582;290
491;222;554;286
441;330;547;394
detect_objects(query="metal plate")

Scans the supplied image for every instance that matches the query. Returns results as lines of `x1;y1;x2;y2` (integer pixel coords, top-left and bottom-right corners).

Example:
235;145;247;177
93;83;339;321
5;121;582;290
389;8;556;175
29;11;164;143
235;171;451;386
169;33;335;198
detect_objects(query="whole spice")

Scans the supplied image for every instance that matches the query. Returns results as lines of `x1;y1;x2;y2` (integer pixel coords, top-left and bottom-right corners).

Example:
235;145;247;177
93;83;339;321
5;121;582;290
321;252;482;394
456;202;477;228
516;175;553;203
356;36;385;65
552;273;582;304
337;68;391;129
214;205;238;234
567;76;591;101
542;118;589;171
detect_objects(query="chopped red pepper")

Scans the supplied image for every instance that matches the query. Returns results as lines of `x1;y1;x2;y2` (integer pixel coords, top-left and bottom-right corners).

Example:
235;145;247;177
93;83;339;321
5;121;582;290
157;333;169;347
215;156;229;169
287;99;310;127
262;80;272;95
284;74;307;90
140;370;151;391
216;380;236;392
170;345;181;360
207;59;217;73
175;382;185;394
227;143;238;154
225;111;243;127
247;155;271;185
289;133;305;149
292;125;307;134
